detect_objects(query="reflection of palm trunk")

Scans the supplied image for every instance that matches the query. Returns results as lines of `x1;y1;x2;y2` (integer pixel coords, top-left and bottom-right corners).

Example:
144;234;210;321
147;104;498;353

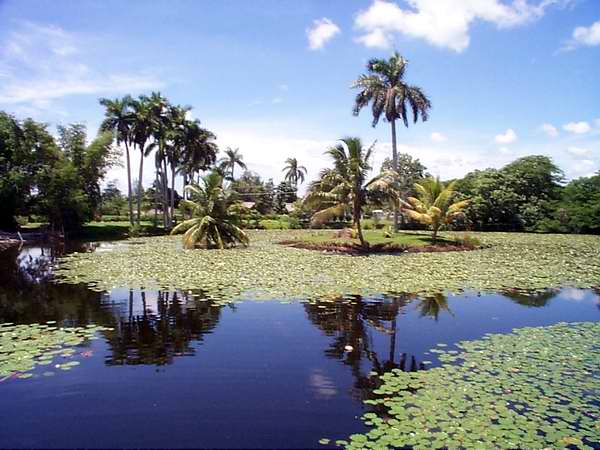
389;317;396;363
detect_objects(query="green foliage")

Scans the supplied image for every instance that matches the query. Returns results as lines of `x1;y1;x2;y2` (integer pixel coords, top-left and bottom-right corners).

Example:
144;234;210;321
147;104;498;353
455;156;562;231
402;177;469;241
304;137;399;247
537;173;600;234
345;322;600;449
171;171;249;249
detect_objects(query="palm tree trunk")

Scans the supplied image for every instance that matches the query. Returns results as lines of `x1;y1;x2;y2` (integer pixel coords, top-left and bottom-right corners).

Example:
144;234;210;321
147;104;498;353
162;158;170;229
391;119;399;233
124;141;134;226
137;146;144;226
170;164;176;225
353;197;367;249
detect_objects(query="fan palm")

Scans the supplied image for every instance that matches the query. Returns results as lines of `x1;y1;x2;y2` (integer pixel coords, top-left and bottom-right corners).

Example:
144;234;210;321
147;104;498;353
99;95;135;224
170;171;249;249
401;177;469;243
218;147;246;181
352;52;431;232
304;137;398;248
282;157;307;191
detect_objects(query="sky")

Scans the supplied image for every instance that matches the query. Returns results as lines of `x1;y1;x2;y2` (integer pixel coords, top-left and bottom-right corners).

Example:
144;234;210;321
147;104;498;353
0;0;599;193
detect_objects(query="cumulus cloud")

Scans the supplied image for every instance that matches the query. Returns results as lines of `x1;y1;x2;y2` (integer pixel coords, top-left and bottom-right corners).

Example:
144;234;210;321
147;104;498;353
565;20;600;49
540;123;559;137
566;146;592;157
0;22;163;113
495;128;518;144
563;121;591;134
354;0;570;52
306;18;341;50
430;132;448;143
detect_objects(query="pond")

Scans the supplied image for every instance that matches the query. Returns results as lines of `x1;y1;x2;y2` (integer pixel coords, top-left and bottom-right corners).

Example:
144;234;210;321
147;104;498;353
1;240;599;449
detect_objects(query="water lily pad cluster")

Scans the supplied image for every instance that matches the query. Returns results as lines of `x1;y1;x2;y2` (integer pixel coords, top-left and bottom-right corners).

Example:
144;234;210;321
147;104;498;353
53;231;600;303
0;322;111;379
342;321;600;450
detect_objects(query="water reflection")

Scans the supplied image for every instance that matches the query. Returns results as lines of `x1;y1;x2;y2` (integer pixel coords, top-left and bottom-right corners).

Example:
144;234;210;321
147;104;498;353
105;290;223;365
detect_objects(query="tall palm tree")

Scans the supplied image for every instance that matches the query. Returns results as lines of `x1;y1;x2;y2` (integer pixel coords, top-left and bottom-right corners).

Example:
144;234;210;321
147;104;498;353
99;95;135;224
178;122;218;199
218;147;246;181
282;157;307;191
401;177;469;243
130;95;158;226
170;171;249;249
304;137;398;248
352;52;431;232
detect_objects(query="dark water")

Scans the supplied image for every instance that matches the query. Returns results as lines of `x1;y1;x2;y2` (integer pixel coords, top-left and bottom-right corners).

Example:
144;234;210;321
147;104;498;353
0;242;599;449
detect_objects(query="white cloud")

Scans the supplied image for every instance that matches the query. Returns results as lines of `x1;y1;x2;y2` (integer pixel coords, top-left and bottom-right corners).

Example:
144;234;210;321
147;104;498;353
568;20;600;49
495;128;517;144
0;22;163;112
306;18;341;50
354;0;570;53
540;123;558;137
595;118;600;128
499;146;512;155
563;121;591;134
430;132;448;143
566;146;591;157
355;28;391;49
272;97;283;104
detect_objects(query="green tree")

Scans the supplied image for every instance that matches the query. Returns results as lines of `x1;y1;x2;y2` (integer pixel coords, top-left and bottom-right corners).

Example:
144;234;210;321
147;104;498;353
171;171;249;249
402;177;469;242
352;52;431;232
282;157;307;192
304;137;398;248
99;96;136;224
218;147;246;181
100;180;126;216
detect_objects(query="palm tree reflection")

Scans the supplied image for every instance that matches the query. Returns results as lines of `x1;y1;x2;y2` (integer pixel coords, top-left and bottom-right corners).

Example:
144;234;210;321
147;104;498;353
105;289;223;365
304;293;449;400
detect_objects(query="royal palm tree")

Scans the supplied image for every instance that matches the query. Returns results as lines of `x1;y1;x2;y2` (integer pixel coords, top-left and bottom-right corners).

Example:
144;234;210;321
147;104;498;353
99;95;135;224
282;157;307;191
218;147;246;181
170;171;249;249
178;122;218;199
401;177;469;243
304;137;398;249
130;95;159;226
352;52;431;232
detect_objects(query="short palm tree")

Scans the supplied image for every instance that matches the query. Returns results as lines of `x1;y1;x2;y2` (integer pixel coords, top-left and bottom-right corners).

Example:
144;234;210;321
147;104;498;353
352;52;431;232
401;177;469;243
170;171;249;249
218;147;246;181
282;157;307;191
304;137;398;248
99;95;135;225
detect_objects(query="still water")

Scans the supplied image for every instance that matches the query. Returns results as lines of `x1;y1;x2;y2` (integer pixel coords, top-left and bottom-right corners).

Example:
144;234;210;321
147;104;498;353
1;242;599;448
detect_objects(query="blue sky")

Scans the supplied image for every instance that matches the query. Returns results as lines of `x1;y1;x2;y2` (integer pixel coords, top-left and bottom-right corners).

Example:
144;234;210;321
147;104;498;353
0;0;599;192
